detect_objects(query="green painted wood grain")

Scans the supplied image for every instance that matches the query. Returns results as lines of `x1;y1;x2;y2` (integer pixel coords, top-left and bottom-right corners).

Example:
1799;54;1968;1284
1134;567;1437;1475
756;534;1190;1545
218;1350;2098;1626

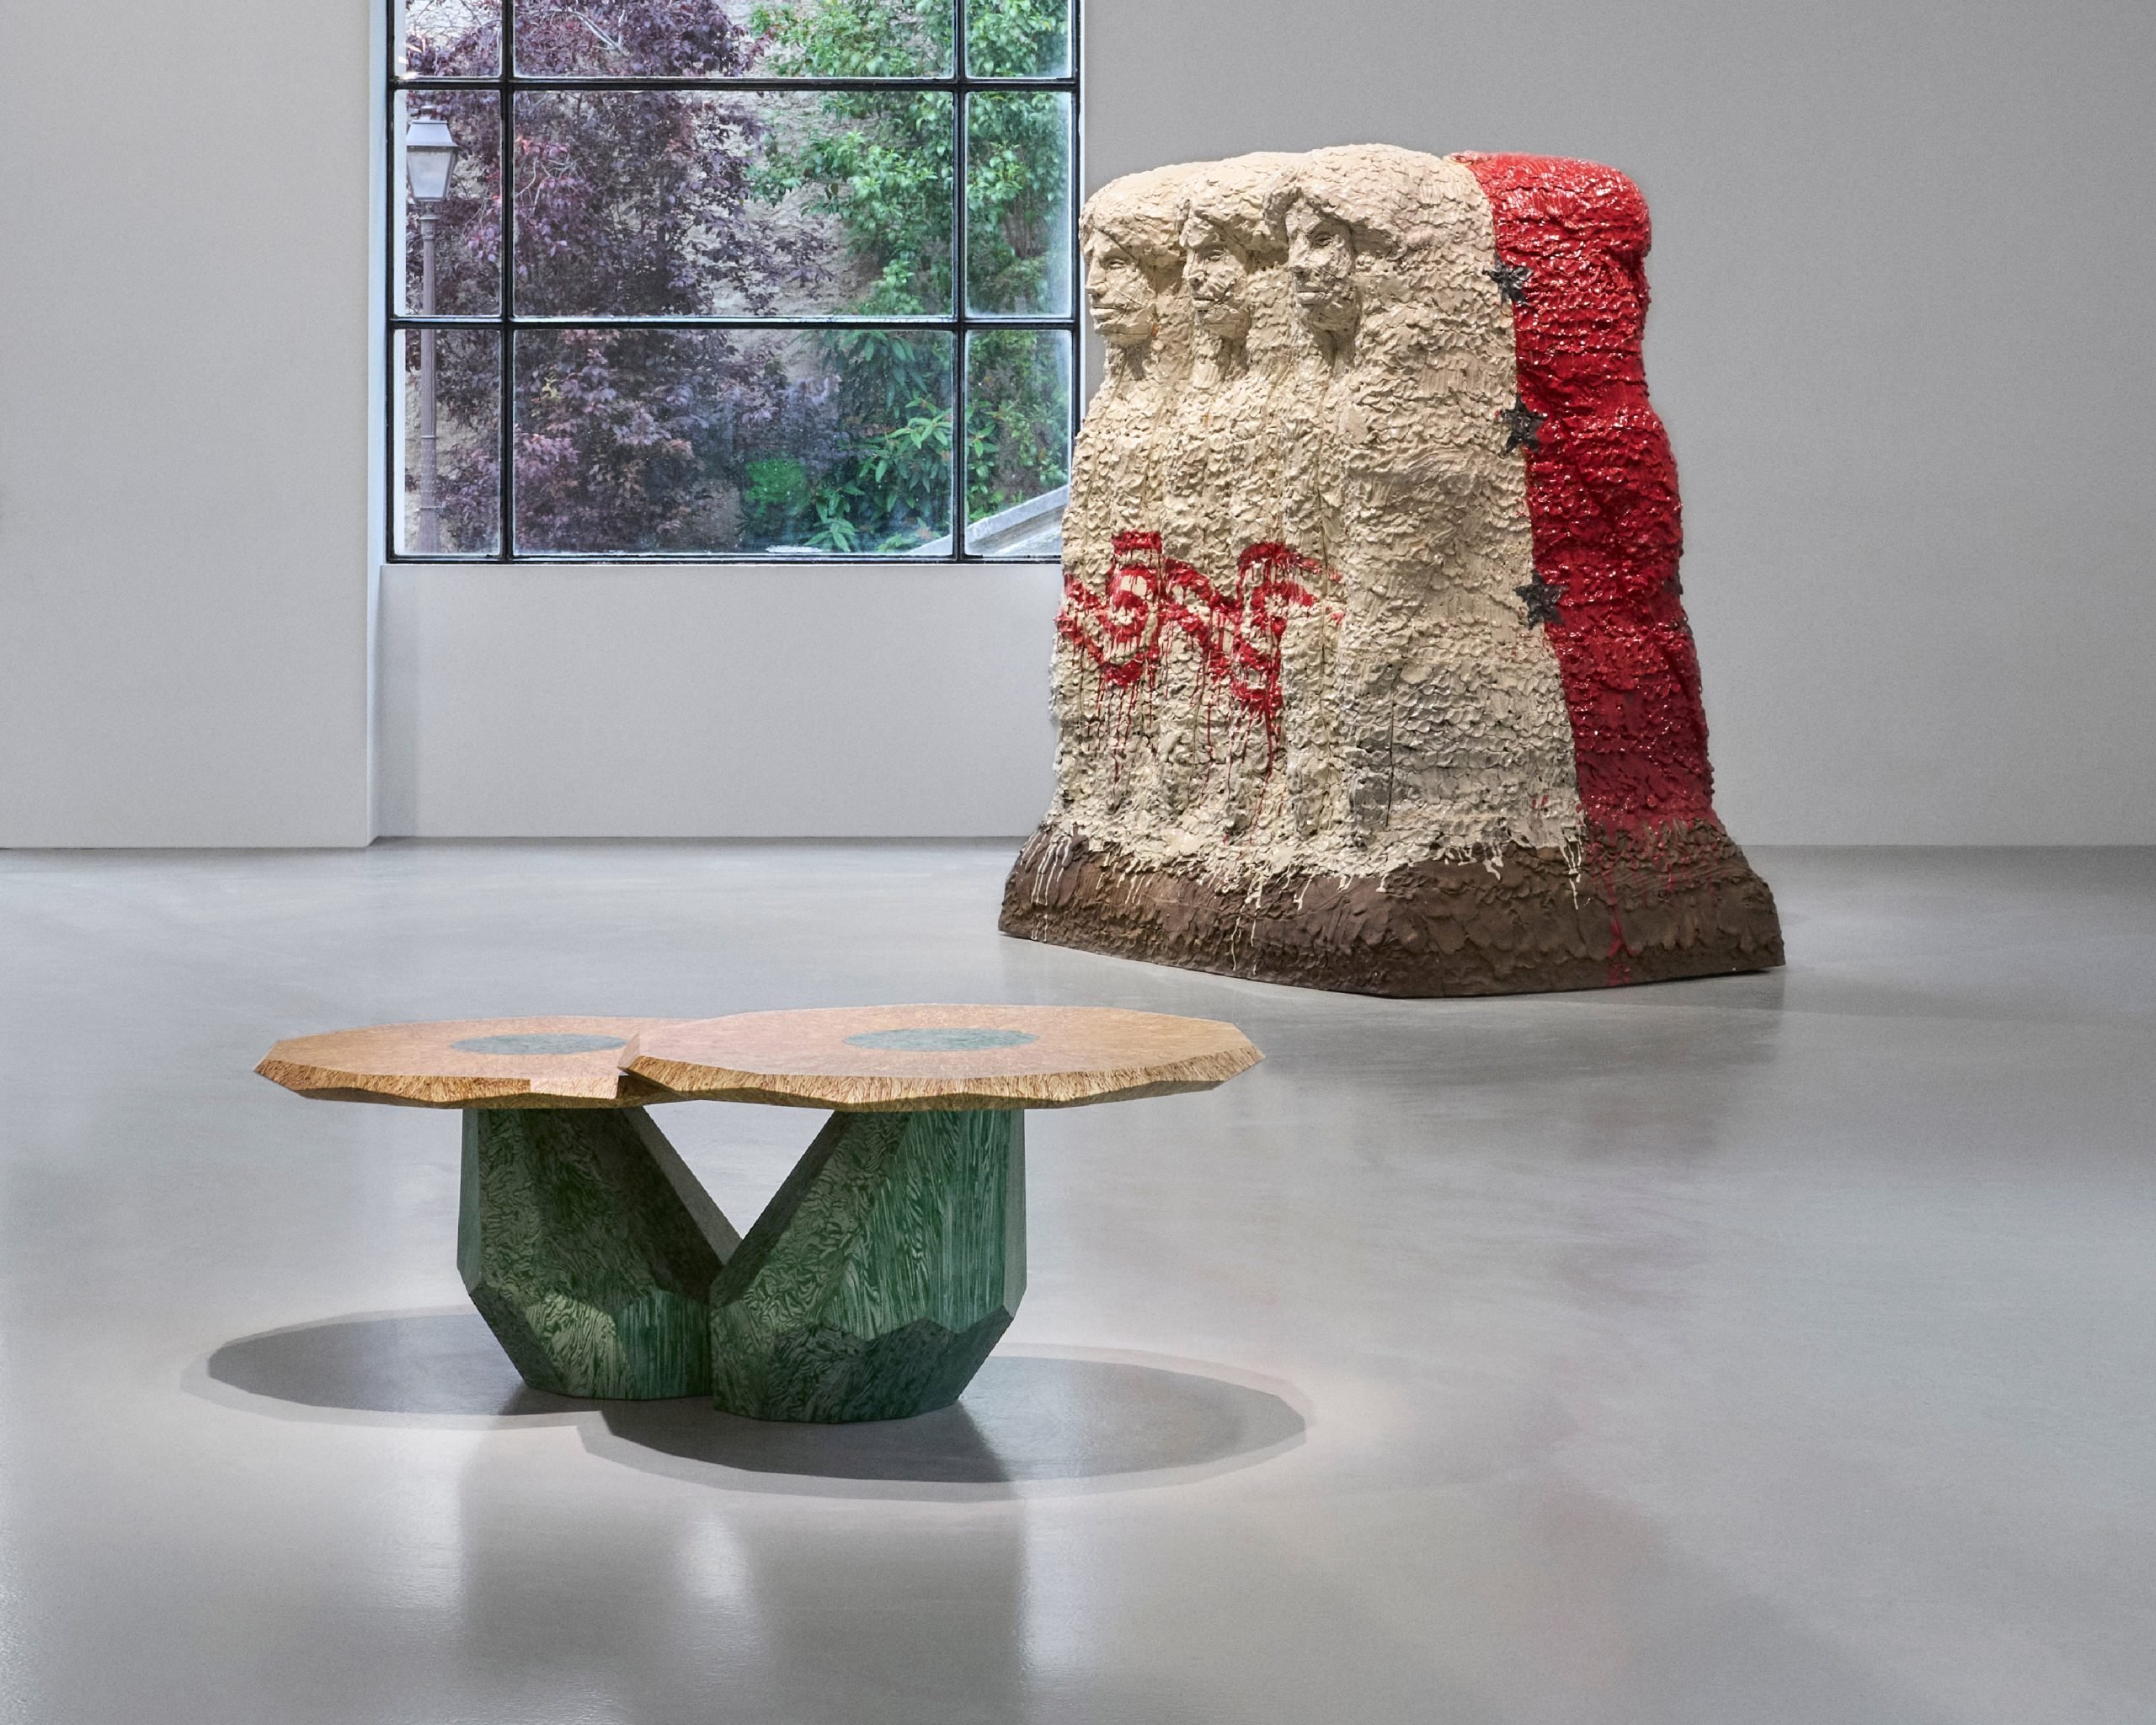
459;1108;734;1399
709;1109;1027;1423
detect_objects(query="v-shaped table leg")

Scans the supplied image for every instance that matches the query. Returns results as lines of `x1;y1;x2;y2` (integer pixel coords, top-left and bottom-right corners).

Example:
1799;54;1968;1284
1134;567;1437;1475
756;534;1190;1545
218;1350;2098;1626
709;1109;1027;1423
459;1104;1027;1421
458;1107;738;1399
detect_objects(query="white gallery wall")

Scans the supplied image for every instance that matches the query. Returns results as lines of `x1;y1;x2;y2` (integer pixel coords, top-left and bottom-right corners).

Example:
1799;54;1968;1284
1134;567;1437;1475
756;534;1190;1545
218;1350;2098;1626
372;564;1060;837
0;0;378;846
3;0;2152;845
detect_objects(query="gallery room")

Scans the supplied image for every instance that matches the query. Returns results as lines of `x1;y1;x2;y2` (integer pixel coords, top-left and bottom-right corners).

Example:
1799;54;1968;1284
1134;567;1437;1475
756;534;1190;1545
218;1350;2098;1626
1;0;2150;1719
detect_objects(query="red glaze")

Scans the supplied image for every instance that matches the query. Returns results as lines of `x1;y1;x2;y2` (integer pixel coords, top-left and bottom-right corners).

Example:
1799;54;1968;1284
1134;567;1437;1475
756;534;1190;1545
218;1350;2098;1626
1058;533;1337;770
1459;153;1717;836
1057;530;1171;692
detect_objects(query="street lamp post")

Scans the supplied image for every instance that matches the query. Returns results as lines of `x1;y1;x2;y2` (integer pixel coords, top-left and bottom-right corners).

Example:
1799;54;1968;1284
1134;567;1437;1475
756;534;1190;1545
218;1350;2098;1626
405;117;459;554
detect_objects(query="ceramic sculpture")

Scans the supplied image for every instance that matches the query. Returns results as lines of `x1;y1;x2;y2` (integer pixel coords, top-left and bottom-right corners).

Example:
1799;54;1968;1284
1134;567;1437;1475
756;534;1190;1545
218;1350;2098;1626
1002;147;1784;996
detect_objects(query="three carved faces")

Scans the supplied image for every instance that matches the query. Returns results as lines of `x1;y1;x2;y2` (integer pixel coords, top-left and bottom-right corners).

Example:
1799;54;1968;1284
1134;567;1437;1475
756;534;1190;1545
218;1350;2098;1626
1082;159;1369;356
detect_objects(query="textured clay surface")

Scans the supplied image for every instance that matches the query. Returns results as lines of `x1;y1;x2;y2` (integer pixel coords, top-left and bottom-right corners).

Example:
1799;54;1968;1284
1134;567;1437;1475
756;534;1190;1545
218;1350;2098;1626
1005;147;1781;996
1457;153;1711;832
1003;821;1781;997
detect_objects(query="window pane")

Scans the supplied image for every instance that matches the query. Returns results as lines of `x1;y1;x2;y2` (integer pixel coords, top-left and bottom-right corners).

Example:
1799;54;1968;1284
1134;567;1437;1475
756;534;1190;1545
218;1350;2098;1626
966;329;1067;552
515;328;954;554
397;92;500;317
515;0;953;78
398;0;499;77
399;329;501;555
514;91;953;318
964;92;1071;317
966;0;1069;77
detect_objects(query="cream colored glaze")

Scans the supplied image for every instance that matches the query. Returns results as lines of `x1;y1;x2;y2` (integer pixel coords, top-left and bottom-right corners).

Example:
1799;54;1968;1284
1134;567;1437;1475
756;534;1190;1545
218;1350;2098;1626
1052;163;1196;826
1043;147;1582;889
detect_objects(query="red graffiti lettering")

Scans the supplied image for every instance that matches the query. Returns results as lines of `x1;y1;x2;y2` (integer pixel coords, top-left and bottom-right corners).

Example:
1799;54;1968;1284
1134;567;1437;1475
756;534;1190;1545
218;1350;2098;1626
1058;536;1338;768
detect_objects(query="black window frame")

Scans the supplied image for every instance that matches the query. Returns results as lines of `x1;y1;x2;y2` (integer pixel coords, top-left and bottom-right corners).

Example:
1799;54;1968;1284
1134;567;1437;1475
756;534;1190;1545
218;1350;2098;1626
386;0;1082;563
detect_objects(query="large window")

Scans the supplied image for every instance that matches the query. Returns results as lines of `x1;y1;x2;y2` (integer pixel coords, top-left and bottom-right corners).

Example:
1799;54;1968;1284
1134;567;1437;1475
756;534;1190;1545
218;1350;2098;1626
389;0;1076;560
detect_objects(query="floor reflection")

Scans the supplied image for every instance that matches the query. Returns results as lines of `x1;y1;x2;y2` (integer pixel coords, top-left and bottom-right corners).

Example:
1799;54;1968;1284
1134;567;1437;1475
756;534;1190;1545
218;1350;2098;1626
599;1352;1305;1483
205;1310;1306;1487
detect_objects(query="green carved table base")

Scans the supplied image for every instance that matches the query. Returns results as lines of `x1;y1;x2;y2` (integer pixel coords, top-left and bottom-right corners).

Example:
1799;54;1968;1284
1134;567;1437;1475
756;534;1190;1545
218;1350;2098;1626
262;1008;1253;1422
712;1109;1025;1423
458;1106;1026;1422
458;1107;738;1399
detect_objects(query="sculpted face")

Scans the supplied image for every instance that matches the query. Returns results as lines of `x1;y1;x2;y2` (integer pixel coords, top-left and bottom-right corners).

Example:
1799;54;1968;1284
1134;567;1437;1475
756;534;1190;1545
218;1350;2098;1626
1181;216;1251;343
1285;201;1358;334
1084;234;1156;349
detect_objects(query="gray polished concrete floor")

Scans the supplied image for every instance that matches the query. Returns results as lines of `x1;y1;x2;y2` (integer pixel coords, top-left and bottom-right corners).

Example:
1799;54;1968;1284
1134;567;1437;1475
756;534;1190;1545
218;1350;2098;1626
3;842;2152;1724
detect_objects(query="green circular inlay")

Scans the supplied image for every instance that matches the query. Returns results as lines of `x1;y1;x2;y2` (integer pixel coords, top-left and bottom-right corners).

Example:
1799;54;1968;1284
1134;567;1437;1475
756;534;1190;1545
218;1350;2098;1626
451;1033;628;1056
844;1028;1040;1053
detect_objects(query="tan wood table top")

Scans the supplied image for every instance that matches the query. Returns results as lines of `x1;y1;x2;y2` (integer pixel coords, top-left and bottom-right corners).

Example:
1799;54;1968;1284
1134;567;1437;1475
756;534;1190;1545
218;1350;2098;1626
622;1004;1261;1111
256;1017;671;1108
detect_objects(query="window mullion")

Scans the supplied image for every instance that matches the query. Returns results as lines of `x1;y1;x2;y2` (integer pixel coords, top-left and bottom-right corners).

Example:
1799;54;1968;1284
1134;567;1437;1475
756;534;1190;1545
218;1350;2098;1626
496;0;516;562
952;0;971;562
1067;0;1084;479
392;1;1076;563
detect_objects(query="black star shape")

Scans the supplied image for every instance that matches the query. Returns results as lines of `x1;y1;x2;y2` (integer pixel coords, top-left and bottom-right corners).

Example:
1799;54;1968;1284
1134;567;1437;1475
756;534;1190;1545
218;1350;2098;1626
1486;261;1532;306
1516;574;1563;627
1498;399;1546;453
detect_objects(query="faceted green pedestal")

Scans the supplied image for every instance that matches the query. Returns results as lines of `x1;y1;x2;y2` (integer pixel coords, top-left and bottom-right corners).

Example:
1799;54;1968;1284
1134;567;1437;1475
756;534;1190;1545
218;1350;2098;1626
458;1107;739;1399
709;1109;1027;1423
459;1105;1027;1421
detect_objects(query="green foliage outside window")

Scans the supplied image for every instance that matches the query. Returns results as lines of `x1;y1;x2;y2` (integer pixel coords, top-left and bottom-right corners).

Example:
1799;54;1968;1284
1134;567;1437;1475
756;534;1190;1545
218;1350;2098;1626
752;0;1072;550
403;0;1071;557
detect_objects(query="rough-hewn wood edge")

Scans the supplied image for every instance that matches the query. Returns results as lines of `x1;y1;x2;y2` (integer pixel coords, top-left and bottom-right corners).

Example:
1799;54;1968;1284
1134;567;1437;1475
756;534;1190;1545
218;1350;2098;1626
253;1057;678;1110
622;1043;1262;1113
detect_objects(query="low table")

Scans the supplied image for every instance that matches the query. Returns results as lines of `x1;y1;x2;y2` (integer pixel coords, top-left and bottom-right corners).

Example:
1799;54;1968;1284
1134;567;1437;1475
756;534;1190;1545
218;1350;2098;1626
257;1005;1260;1422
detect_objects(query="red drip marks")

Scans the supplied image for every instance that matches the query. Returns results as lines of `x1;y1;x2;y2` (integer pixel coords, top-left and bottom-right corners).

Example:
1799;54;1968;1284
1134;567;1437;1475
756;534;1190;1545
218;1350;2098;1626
1058;534;1337;767
1592;841;1636;986
1057;530;1173;692
1458;153;1717;836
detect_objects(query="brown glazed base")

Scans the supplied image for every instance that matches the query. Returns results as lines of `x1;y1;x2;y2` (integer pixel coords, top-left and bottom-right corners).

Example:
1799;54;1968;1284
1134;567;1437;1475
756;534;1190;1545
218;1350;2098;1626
998;822;1785;998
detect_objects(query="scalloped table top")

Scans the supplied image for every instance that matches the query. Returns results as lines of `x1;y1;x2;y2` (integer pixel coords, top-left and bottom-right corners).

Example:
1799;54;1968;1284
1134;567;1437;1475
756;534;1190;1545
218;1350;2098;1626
622;1004;1262;1112
256;1017;671;1108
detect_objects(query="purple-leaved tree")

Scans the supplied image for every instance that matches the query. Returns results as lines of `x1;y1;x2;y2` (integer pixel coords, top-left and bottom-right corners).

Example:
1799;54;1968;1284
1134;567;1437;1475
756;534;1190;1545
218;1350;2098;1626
401;0;1066;554
406;0;825;552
